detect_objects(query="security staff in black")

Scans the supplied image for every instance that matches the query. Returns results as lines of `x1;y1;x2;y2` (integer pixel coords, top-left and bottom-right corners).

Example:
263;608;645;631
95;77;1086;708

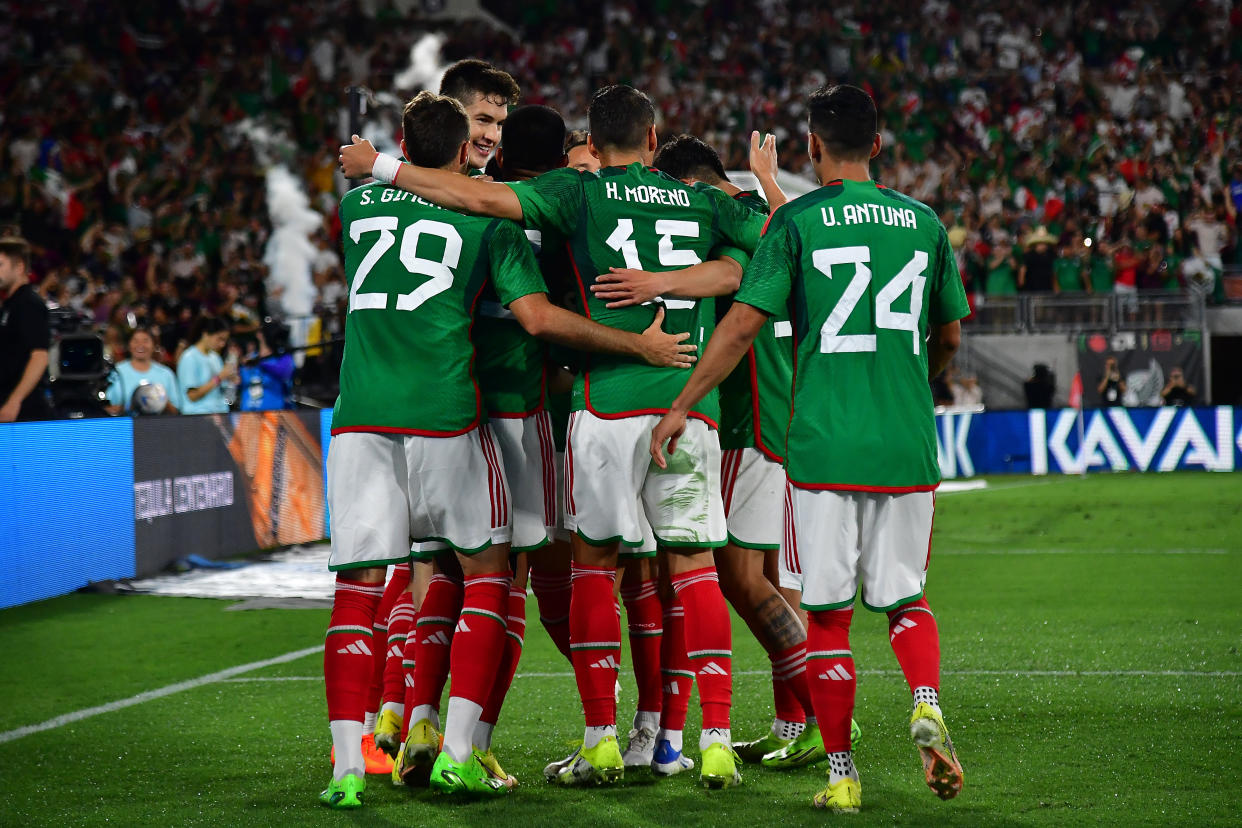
0;237;53;422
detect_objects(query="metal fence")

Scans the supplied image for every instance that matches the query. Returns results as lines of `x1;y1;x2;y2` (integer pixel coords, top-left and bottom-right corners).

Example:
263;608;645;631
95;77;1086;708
965;292;1207;334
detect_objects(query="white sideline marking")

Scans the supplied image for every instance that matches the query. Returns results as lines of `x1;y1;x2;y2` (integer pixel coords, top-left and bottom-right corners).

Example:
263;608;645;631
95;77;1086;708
0;645;322;745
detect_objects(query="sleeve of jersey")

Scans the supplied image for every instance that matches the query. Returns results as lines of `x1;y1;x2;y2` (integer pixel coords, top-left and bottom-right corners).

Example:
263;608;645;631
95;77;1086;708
713;189;766;253
710;243;751;270
733;216;794;317
489;219;550;306
929;227;971;325
504;168;582;237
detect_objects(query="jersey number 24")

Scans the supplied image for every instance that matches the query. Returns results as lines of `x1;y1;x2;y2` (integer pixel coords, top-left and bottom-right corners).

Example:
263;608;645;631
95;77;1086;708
814;246;928;355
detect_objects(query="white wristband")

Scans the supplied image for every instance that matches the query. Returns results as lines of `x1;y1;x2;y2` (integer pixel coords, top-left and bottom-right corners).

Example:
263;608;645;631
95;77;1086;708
372;152;402;185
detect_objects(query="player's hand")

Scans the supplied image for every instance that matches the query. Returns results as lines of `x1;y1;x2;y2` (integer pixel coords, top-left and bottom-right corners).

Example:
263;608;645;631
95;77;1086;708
649;409;688;469
591;267;667;308
749;130;778;180
637;306;697;368
339;135;377;178
0;398;19;423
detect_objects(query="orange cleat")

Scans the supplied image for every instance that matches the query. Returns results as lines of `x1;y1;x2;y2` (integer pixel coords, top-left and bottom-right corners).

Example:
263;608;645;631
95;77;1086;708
329;735;397;776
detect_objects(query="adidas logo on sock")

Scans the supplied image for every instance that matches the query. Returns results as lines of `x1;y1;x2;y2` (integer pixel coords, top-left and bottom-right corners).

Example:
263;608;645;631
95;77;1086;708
890;617;918;641
337;640;372;657
388;645;402;658
404;674;415;688
590;655;620;670
421;630;451;646
699;661;728;677
663;682;679;695
455;618;472;634
818;664;853;681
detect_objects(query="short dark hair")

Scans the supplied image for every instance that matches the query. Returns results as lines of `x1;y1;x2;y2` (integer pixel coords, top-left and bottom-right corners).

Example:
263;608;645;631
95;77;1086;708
588;85;655;153
565;129;589;152
807;84;877;162
401;91;470;168
654;134;727;185
127;325;155;344
439;59;520;107
190;315;229;343
0;236;31;270
498;105;566;177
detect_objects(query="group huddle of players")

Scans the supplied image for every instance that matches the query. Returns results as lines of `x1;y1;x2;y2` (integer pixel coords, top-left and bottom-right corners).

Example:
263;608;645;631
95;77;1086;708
320;58;970;814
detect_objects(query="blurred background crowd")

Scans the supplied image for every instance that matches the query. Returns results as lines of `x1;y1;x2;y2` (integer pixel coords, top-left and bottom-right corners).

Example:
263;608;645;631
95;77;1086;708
0;0;1238;414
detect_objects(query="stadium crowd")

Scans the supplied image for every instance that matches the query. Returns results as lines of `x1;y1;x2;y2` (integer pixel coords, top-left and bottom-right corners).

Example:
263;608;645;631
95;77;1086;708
1;0;1239;390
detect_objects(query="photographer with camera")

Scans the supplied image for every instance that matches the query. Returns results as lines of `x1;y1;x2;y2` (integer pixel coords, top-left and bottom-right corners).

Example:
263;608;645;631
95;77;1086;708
178;316;236;415
1097;356;1127;407
0;237;53;423
105;326;181;415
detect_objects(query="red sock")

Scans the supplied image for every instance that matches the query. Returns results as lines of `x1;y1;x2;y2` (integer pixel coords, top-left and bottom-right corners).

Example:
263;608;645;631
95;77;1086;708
659;601;692;732
324;577;385;723
672;566;732;730
569;563;620;727
367;564;411;710
887;597;940;693
381;591;415;707
481;584;527;726
404;574;462;733
770;643;809;724
806;608;855;753
530;566;572;661
620;578;663;717
448;574;511;708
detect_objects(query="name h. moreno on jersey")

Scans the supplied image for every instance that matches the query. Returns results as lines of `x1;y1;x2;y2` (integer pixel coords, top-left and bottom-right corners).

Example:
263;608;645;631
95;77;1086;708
604;181;692;206
822;204;918;229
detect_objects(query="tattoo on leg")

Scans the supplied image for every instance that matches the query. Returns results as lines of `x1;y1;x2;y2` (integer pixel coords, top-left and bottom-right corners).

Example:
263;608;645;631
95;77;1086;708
755;593;806;651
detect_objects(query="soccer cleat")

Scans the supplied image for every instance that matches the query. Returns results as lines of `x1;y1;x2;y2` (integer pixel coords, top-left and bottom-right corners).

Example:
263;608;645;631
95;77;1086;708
851;717;863;746
812;776;861;813
542;744;581;781
361;733;395;775
397;718;442;787
622;725;658;768
733;731;792;763
910;702;964;801
650;738;695;776
699;742;742;789
373;708;403;758
429;749;510;797
318;773;365;808
478;749;518;789
546;736;625;785
762;724;826;768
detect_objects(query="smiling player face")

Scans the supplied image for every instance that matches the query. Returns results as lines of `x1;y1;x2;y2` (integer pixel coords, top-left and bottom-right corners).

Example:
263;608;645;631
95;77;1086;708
462;93;509;169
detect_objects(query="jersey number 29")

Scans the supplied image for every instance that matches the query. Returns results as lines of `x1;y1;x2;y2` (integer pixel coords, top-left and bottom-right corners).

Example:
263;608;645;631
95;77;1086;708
813;246;927;355
348;217;461;313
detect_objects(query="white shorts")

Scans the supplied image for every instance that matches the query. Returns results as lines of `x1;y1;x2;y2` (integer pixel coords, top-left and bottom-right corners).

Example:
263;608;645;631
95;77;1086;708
721;447;784;550
554;448;655;556
564;410;726;549
327;427;510;570
782;484;934;612
491;412;557;551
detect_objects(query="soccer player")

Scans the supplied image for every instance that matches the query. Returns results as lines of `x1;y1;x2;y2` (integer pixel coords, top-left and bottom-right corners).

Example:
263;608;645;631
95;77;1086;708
321;91;696;808
649;84;969;813
340;83;765;789
439;59;519;172
565;129;600;173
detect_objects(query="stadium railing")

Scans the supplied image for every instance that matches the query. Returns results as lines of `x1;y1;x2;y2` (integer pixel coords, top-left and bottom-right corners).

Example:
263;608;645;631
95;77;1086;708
964;292;1207;335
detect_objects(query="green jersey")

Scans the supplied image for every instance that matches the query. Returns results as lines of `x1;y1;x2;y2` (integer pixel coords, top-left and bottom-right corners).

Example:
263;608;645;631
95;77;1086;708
507;163;765;426
714;189;795;461
735;179;970;491
333;183;546;436
1053;256;1087;292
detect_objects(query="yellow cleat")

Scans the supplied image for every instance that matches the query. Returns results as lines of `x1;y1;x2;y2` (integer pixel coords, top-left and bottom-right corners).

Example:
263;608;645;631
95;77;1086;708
812;776;861;813
699;742;742;789
398;718;442;787
477;748;518;789
373;708;403;758
910;702;964;801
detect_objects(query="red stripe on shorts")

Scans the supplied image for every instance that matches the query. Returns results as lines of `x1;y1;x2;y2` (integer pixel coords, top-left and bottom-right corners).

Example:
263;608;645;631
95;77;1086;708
537;413;556;527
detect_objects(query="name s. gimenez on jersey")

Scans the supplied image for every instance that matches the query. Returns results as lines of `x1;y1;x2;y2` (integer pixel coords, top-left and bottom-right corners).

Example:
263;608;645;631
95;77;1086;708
603;181;693;207
356;188;442;209
821;203;918;229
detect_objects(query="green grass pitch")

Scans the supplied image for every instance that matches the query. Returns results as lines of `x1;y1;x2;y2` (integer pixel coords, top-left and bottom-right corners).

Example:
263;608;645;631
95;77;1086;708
1;472;1240;825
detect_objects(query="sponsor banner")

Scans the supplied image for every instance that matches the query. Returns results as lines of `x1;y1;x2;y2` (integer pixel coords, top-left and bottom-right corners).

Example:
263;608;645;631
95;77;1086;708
133;412;326;577
0;419;136;609
1077;331;1204;408
936;407;1242;478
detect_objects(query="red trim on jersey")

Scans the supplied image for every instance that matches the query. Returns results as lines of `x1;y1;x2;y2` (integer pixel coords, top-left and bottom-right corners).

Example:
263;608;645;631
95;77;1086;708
747;349;785;464
331;422;478;438
760;212;776;236
787;478;940;494
874;183;888;189
564;412;578;515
